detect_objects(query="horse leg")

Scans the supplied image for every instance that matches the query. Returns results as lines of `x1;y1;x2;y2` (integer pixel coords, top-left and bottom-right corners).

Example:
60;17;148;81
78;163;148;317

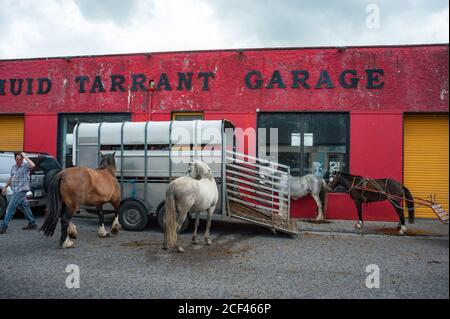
191;212;200;245
204;205;215;245
111;200;121;235
312;193;324;222
97;206;110;238
60;204;75;249
392;199;407;236
67;219;77;240
111;213;121;235
65;202;78;240
175;210;189;253
176;211;188;234
354;200;364;230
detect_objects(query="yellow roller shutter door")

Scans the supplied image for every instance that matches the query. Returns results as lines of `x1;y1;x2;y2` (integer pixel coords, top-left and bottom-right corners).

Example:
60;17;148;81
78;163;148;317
404;114;449;219
0;115;24;151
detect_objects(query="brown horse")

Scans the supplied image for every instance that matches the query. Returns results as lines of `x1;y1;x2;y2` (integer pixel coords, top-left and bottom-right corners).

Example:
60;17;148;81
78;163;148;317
328;171;415;235
40;153;121;248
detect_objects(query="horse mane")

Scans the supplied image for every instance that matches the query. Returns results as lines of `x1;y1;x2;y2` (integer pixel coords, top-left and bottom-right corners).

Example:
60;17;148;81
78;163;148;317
97;162;110;170
97;154;116;174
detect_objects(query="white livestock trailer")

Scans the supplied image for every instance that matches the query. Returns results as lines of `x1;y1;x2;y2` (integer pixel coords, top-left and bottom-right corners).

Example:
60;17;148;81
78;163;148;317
73;120;297;236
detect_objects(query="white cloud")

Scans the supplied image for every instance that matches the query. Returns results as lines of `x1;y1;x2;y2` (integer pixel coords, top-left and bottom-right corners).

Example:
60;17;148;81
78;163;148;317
0;0;448;59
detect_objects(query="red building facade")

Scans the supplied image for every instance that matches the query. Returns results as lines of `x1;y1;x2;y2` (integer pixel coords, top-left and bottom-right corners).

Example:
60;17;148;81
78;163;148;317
1;44;448;221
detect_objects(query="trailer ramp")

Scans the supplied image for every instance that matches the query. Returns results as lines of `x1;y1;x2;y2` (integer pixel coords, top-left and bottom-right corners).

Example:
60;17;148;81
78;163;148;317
225;151;298;236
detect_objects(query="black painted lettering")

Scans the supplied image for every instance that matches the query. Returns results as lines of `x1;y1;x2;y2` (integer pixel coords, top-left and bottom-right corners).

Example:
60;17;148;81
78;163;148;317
245;70;263;89
157;73;172;91
177;72;193;90
37;78;52;94
26;78;33;95
75;76;89;93
291;70;311;89
131;74;147;92
198;72;214;90
110;75;126;92
10;79;23;96
315;70;334;89
339;70;359;89
366;69;384;89
266;70;286;89
90;76;106;93
0;79;6;95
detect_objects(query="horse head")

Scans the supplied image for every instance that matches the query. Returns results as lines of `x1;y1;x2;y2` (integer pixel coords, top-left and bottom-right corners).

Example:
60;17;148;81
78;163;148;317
99;152;117;171
327;170;341;190
187;161;213;180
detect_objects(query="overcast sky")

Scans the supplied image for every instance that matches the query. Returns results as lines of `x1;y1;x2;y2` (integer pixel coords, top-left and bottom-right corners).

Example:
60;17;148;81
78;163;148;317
0;0;448;59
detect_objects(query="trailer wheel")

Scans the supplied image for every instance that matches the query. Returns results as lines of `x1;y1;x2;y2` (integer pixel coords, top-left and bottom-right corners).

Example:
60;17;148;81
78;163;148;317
157;204;190;233
119;201;148;231
0;195;6;220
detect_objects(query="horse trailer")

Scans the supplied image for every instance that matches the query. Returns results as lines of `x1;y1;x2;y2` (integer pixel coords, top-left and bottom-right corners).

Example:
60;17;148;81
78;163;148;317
73;120;297;235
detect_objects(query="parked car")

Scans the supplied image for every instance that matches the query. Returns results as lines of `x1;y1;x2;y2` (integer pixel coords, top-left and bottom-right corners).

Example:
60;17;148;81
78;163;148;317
0;151;61;219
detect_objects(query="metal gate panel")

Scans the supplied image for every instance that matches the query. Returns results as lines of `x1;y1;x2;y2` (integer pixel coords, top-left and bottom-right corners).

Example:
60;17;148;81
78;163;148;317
226;150;297;236
0;115;24;151
404;114;449;218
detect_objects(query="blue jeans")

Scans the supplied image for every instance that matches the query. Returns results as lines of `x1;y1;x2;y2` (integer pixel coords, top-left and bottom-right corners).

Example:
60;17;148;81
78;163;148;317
1;191;37;230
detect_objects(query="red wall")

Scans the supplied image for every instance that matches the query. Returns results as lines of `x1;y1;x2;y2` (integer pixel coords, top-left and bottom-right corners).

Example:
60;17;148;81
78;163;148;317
1;44;448;221
1;45;448;114
24;113;58;157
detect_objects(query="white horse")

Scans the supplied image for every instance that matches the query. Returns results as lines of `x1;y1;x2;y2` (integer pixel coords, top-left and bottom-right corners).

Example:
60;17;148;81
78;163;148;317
163;161;218;253
281;174;330;222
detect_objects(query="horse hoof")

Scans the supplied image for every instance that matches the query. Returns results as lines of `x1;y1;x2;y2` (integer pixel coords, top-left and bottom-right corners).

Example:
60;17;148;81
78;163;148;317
98;232;110;238
62;240;75;249
355;223;362;230
69;234;77;240
177;247;184;253
111;228;119;235
205;238;212;245
399;226;407;236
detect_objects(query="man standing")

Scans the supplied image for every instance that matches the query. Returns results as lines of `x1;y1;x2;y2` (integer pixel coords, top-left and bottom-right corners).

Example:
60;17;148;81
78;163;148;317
0;152;38;234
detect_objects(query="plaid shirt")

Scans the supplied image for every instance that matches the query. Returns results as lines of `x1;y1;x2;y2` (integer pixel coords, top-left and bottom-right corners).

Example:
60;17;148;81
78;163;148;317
10;162;31;193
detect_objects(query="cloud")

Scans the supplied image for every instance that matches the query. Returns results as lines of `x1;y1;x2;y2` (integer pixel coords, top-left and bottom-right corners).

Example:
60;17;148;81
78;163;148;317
0;0;448;59
207;0;449;47
74;0;149;25
0;0;227;58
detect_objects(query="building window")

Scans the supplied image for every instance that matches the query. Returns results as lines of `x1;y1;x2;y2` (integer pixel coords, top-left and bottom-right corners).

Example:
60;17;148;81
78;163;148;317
172;112;204;121
258;112;349;181
57;113;131;168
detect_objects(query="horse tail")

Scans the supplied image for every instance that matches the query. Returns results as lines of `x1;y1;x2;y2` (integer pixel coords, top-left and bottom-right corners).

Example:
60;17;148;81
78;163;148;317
402;186;415;224
320;179;329;218
40;173;62;237
163;183;178;250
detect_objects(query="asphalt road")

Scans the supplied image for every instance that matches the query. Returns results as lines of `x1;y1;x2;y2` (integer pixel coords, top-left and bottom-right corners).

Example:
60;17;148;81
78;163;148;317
0;214;448;299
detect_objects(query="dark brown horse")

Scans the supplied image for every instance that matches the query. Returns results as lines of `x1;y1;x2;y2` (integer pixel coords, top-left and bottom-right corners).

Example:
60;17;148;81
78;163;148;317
40;153;121;248
328;172;415;235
